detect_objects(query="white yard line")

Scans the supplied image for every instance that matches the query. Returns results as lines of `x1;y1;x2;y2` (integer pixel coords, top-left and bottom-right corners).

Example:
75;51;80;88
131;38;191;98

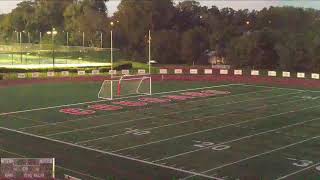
111;103;320;153
237;84;320;93
275;162;320;180
0;126;222;180
0;84;238;116
17;87;274;131
77;97;303;145
0;147;103;180
182;135;320;179
154;116;320;162
49;91;303;137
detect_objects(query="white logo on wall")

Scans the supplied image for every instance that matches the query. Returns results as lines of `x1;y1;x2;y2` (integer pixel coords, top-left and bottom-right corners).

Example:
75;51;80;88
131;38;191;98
17;73;26;79
109;70;117;75
47;72;55;77
234;70;242;75
204;69;212;74
174;69;183;74
61;71;69;76
159;69;168;74
297;72;305;78
138;69;146;75
78;71;86;76
268;71;277;77
311;73;319;79
251;70;259;76
122;69;130;75
190;69;198;74
31;72;39;78
91;70;100;75
220;69;228;75
282;71;290;77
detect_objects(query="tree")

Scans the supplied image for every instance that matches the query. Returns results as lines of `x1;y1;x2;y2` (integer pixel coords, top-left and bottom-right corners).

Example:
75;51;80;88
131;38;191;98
64;0;108;47
152;30;181;64
151;0;175;30
113;0;151;60
180;27;209;64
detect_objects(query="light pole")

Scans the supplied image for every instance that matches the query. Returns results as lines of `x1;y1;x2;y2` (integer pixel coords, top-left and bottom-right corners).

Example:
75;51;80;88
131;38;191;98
39;31;42;64
100;32;103;48
66;32;69;47
110;21;114;75
19;31;22;63
82;32;85;47
27;32;30;43
148;30;151;74
47;28;58;67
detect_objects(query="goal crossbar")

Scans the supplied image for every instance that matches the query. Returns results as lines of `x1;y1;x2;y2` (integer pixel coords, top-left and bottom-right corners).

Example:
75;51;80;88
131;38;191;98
98;75;152;100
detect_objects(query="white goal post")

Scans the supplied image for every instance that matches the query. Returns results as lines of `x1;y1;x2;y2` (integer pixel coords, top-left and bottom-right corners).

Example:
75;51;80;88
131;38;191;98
98;75;152;100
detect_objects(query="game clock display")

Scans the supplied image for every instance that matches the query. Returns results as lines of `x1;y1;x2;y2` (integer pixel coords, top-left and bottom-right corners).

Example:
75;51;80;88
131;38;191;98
0;158;55;179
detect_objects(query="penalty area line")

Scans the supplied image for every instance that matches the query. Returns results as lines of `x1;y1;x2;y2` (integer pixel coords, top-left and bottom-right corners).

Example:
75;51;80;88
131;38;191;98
0;126;222;180
0;84;237;116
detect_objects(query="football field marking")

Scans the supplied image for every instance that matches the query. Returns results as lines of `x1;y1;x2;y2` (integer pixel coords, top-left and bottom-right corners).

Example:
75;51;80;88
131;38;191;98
111;102;320;153
0;147;103;180
153;116;320;162
0;126;222;180
182;135;320;179
237;84;320;93
48;91;304;138
18;87;275;131
76;96;304;144
0;84;237;116
275;162;320;180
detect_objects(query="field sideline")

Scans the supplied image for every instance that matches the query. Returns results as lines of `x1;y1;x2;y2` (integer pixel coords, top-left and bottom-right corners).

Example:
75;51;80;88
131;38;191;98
0;81;320;179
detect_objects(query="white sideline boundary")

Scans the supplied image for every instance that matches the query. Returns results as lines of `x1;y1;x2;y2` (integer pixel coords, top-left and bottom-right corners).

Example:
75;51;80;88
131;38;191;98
153;116;320;162
48;91;304;137
237;84;320;93
182;135;320;179
111;102;320;153
0;84;238;116
76;96;304;144
0;126;222;180
275;162;320;180
0;147;102;180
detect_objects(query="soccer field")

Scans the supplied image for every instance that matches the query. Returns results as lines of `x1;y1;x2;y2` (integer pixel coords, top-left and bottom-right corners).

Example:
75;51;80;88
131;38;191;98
0;80;320;179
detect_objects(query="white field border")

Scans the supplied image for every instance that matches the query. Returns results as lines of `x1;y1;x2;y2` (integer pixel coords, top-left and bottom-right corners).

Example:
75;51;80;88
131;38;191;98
48;91;304;137
0;84;238;116
0;126;222;180
110;102;320;153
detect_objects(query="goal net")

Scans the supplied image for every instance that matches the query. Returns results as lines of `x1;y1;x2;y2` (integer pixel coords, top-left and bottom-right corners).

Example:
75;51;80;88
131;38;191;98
98;75;152;100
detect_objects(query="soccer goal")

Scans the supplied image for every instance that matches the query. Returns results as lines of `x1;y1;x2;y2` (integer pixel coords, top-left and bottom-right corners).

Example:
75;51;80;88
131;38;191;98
98;75;152;100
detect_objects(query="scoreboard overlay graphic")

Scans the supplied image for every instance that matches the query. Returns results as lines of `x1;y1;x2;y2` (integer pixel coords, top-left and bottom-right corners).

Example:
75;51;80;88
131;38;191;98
0;158;55;179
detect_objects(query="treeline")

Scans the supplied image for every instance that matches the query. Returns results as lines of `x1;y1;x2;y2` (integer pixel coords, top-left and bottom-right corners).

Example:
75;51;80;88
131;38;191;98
1;0;320;72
